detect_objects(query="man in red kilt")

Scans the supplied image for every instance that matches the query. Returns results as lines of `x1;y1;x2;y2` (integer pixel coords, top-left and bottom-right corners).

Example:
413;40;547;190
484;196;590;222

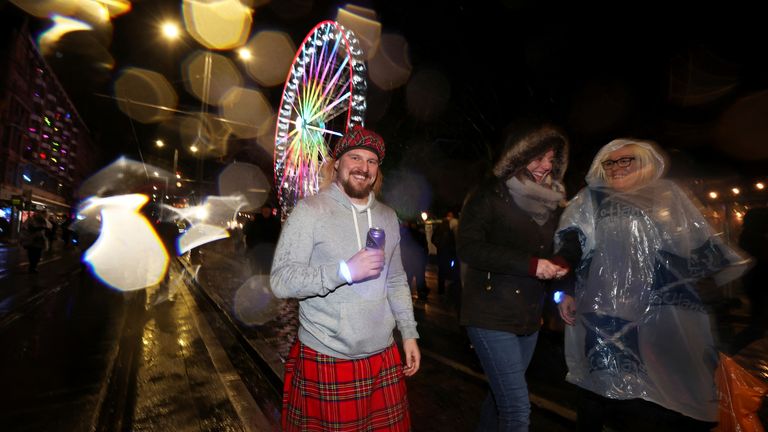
271;126;421;431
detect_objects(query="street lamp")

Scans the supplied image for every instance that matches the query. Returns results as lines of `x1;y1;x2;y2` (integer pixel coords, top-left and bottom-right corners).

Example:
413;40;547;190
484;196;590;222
161;21;180;40
237;47;252;61
155;139;165;148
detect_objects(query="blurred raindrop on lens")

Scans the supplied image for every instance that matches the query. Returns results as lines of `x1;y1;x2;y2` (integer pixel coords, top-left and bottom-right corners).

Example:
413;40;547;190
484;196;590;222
269;0;312;19
115;67;178;123
218;162;269;211
234;274;281;326
365;83;391;122
341;4;378;20
50;29;115;70
242;31;295;87
178;224;229;254
182;0;252;50
182;51;243;106
382;169;432;220
11;0;78;18
406;68;450;121
716;90;768;160
82;194;169;291
219;87;273;139
368;33;412;90
256;113;277;157
177;113;231;158
79;157;174;197
38;14;93;55
335;6;381;60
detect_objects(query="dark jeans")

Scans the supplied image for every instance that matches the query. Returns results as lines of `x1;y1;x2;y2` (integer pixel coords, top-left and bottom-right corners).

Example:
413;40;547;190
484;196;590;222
576;387;717;432
466;326;539;432
26;246;43;271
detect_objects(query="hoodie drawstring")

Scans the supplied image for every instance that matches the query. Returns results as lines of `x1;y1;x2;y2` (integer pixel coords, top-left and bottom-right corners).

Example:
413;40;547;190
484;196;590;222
351;207;373;250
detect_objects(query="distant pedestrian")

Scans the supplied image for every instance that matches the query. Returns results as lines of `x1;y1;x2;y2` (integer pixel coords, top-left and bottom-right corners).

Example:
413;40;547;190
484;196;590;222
270;126;420;431
400;219;429;300
434;211;459;294
61;216;72;247
459;122;571;431
732;207;768;352
242;204;281;275
20;212;48;273
46;214;57;249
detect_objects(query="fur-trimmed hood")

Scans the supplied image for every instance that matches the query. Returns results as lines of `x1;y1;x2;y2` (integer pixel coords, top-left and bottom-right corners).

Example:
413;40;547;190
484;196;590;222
492;125;569;183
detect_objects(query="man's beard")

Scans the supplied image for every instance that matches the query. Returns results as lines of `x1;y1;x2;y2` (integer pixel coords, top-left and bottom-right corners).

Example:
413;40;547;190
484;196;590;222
340;171;373;199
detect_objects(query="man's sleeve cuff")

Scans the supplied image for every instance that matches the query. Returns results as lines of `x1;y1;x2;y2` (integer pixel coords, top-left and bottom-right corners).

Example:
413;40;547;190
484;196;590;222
338;260;353;284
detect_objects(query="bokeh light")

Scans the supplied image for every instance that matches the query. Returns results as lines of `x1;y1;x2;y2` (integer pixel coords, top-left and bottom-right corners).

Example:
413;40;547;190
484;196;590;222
182;51;243;106
171;195;247;253
177;113;231;158
182;0;252;50
269;0;313;19
218;162;269;211
96;0;132;17
368;33;412;90
405;68;451;121
78;157;174;197
16;1;131;31
219;87;273;139
172;195;246;228
38;14;93;54
382;169;433;221
716;90;768;160
335;6;381;60
115;67;178;124
256;112;277;156
11;0;78;18
242;31;295;87
82;194;169;291
177;223;229;254
233;274;281;326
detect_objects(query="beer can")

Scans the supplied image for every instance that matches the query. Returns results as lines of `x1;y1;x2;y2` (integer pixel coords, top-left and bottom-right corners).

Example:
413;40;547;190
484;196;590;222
366;227;385;250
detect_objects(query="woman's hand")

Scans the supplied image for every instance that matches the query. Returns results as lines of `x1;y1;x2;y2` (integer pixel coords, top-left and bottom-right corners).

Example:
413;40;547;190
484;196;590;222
558;294;576;326
536;259;568;280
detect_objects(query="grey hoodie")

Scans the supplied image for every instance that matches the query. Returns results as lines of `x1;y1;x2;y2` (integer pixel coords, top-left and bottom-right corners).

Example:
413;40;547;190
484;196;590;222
270;183;419;359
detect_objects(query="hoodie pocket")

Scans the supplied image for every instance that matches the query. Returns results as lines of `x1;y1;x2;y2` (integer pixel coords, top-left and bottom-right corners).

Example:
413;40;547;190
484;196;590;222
337;300;395;354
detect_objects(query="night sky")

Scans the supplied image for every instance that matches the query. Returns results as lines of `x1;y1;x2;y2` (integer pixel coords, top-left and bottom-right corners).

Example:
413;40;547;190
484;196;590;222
5;0;768;212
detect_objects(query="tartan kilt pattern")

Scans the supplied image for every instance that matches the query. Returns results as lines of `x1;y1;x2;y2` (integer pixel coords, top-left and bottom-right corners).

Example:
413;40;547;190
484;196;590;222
282;340;411;431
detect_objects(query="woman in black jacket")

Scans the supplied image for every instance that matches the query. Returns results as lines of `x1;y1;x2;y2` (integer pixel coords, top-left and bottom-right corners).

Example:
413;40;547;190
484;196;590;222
458;123;570;431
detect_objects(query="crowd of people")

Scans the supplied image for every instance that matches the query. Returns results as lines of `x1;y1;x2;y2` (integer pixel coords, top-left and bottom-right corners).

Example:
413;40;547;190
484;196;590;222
16;121;760;431
266;122;760;432
19;211;74;273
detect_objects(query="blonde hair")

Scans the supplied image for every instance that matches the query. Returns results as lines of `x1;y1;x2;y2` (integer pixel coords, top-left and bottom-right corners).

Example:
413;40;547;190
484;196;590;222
586;139;666;190
319;157;384;195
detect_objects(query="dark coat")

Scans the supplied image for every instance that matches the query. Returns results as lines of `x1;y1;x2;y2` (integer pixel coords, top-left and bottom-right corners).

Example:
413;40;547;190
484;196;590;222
458;123;568;335
458;178;561;334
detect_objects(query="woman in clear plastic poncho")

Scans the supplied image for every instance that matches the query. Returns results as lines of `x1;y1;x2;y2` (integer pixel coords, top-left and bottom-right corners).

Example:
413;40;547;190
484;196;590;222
554;139;750;430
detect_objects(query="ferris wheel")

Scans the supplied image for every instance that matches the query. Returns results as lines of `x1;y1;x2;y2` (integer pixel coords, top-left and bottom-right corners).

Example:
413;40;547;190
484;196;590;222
273;20;368;217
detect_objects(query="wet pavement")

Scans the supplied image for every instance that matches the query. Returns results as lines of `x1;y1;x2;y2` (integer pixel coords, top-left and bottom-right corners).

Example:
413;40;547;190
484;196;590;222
0;238;765;431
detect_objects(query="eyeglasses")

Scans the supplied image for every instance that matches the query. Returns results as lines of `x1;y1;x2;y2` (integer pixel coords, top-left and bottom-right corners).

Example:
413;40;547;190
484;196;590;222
601;157;635;169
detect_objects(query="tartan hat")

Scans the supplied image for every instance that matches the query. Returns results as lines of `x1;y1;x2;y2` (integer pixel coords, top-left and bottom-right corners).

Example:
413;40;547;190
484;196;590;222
332;126;385;161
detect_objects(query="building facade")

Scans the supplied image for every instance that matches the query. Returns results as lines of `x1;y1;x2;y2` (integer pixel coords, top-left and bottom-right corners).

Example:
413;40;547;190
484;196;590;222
0;18;96;241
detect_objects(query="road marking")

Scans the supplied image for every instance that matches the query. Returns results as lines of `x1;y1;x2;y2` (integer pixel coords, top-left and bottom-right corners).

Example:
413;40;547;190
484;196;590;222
420;347;578;422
